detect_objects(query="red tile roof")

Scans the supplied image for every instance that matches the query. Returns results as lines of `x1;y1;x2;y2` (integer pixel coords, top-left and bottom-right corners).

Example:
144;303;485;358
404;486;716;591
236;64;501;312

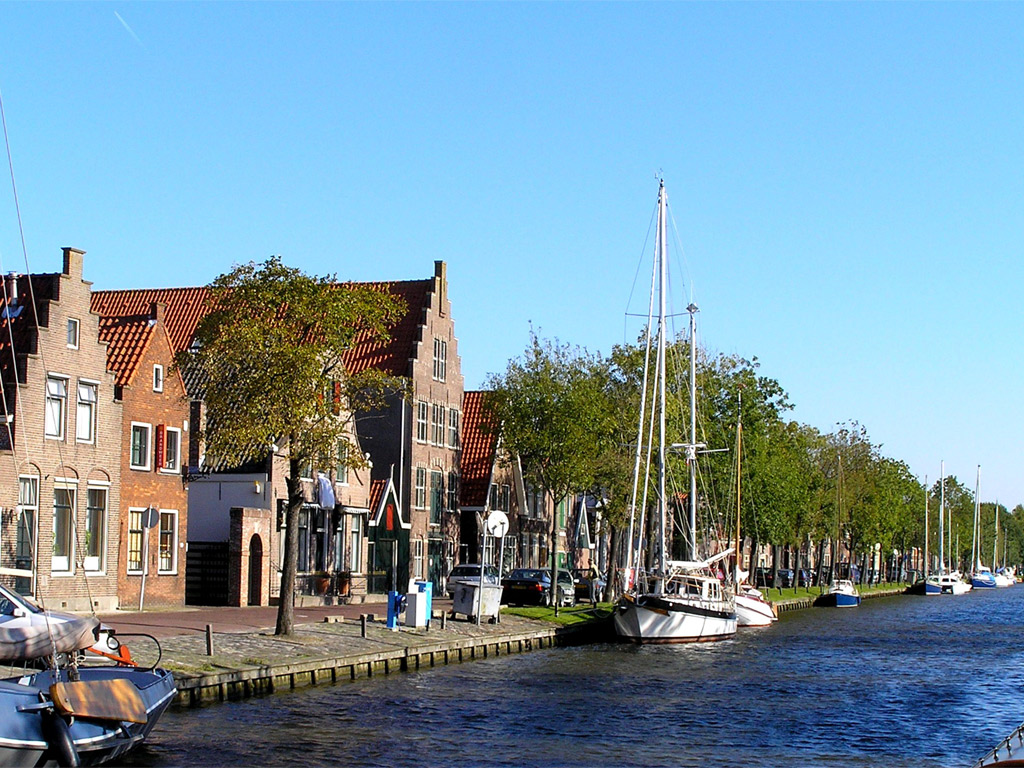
459;390;498;508
342;279;431;377
91;288;212;356
96;313;156;387
92;278;432;379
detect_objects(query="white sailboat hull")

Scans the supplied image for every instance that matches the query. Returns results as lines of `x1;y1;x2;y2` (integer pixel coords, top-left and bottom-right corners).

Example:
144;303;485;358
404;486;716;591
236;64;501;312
614;593;737;643
735;591;777;627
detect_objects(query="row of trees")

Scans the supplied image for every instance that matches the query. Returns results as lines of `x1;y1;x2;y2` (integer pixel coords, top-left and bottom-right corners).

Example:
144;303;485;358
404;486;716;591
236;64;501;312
486;331;1023;597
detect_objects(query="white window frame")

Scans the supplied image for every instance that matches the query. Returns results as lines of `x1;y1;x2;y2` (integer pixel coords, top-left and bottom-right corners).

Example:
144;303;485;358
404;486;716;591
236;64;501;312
431;403;445;446
414;466;426;509
158;510;178;574
414;538;424;579
127;508;145;575
51;483;77;574
433;337;447;382
448;409;460;448
335;441;349;485
161;426;181;474
45;375;68;440
153;364;164;393
16;475;39;581
130;422;152;470
66;318;79;349
84;484;108;573
75;380;98;444
350;515;363;573
415;401;428;443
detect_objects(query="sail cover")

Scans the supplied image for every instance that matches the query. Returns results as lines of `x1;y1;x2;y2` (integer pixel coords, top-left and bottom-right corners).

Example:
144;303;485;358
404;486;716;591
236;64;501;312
0;616;100;661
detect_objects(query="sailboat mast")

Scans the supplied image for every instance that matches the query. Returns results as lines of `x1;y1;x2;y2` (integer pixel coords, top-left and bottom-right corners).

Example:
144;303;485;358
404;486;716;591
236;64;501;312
687;302;698;562
994;500;999;569
939;461;946;573
735;393;743;583
923;474;929;579
656;180;668;587
973;465;981;570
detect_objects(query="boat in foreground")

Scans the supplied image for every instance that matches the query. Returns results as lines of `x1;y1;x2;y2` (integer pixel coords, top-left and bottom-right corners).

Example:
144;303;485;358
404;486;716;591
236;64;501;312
0;583;175;766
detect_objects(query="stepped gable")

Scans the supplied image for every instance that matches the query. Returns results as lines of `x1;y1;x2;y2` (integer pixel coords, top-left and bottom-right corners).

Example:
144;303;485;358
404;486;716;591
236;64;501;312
91;287;211;355
341;279;431;377
459;390;498;508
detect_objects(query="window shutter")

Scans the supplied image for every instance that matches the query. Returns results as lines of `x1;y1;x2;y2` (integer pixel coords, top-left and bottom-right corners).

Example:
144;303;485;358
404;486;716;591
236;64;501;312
155;424;166;470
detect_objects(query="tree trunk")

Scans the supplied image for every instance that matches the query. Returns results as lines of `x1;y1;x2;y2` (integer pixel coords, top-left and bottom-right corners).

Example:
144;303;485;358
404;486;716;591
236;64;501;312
604;524;620;602
275;457;302;636
550;490;560;616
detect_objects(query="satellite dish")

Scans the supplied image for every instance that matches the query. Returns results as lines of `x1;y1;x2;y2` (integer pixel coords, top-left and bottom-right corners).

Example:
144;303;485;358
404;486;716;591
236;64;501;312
485;510;509;538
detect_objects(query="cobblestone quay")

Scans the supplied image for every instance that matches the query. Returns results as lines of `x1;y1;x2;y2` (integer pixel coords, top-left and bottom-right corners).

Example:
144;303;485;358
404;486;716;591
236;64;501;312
90;602;613;708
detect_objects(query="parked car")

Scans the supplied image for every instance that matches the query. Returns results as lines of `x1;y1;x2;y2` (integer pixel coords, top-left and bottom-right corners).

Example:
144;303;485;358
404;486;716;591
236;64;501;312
500;568;576;607
445;564;499;598
572;567;606;603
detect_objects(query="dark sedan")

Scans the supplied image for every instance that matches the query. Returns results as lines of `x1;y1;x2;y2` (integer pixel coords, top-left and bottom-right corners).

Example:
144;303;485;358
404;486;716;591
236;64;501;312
501;569;576;607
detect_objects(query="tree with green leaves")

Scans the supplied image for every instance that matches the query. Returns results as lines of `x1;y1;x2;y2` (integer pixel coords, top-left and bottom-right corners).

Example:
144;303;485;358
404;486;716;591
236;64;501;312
177;256;405;635
484;333;613;614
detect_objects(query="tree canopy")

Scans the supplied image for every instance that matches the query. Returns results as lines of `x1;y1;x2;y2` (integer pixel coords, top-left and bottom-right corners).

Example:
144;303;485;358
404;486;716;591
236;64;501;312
177;256;405;634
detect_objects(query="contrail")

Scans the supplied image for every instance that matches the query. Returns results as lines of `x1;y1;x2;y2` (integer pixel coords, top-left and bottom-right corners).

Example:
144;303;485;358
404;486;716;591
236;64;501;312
114;11;144;47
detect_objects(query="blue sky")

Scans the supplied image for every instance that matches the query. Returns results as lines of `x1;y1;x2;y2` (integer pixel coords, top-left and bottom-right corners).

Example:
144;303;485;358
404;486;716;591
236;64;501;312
1;3;1022;505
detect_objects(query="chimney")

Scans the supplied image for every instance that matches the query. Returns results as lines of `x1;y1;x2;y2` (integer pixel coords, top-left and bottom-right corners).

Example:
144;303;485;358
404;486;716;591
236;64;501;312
149;301;166;326
5;273;17;305
434;260;447;318
62;247;85;279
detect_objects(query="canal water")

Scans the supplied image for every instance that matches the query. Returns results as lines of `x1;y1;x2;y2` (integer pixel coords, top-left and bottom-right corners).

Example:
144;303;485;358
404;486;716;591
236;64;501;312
127;586;1024;767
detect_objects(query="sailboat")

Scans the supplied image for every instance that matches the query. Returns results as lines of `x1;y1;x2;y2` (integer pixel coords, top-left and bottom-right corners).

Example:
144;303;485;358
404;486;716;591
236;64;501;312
970;466;997;590
614;180;737;644
815;455;861;608
993;503;1015;587
925;462;971;596
731;396;777;627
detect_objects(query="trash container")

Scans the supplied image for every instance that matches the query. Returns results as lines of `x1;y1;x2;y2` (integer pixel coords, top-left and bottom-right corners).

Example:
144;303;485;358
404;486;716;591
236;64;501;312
453;582;502;621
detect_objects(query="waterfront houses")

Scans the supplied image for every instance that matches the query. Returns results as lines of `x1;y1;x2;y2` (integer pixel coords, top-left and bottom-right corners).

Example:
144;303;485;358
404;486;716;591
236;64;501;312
0;249;123;611
96;300;190;609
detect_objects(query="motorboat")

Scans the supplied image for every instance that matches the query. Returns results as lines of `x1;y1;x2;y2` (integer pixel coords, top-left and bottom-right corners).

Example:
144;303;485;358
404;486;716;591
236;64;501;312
0;583;176;765
815;579;861;608
925;571;972;595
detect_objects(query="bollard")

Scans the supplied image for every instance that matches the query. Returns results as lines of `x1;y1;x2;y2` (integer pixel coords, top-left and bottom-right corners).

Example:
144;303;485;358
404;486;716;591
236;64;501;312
360;614;367;638
205;624;214;656
441;611;447;630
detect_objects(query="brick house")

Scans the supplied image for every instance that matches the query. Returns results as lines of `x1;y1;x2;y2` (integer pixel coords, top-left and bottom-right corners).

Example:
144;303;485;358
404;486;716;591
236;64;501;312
95;301;189;609
0;248;122;611
347;262;464;594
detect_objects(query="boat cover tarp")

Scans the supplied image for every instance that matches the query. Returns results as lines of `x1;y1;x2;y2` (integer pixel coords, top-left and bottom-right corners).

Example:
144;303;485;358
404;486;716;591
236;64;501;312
50;678;148;723
0;616;99;661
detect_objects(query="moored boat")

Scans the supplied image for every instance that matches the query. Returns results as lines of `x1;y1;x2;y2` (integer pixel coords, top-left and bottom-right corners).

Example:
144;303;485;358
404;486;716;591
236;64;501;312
925;570;972;595
614;181;736;644
815;579;861;608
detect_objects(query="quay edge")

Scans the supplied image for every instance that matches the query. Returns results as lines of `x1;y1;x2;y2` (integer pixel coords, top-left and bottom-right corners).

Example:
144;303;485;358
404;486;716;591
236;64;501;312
172;618;613;708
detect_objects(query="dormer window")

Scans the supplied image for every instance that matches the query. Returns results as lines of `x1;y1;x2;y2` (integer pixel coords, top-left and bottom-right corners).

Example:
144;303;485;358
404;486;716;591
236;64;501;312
153;365;164;393
66;318;79;349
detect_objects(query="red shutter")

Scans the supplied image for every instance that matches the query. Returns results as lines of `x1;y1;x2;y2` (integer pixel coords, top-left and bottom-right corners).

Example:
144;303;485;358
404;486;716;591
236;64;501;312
155;425;165;470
